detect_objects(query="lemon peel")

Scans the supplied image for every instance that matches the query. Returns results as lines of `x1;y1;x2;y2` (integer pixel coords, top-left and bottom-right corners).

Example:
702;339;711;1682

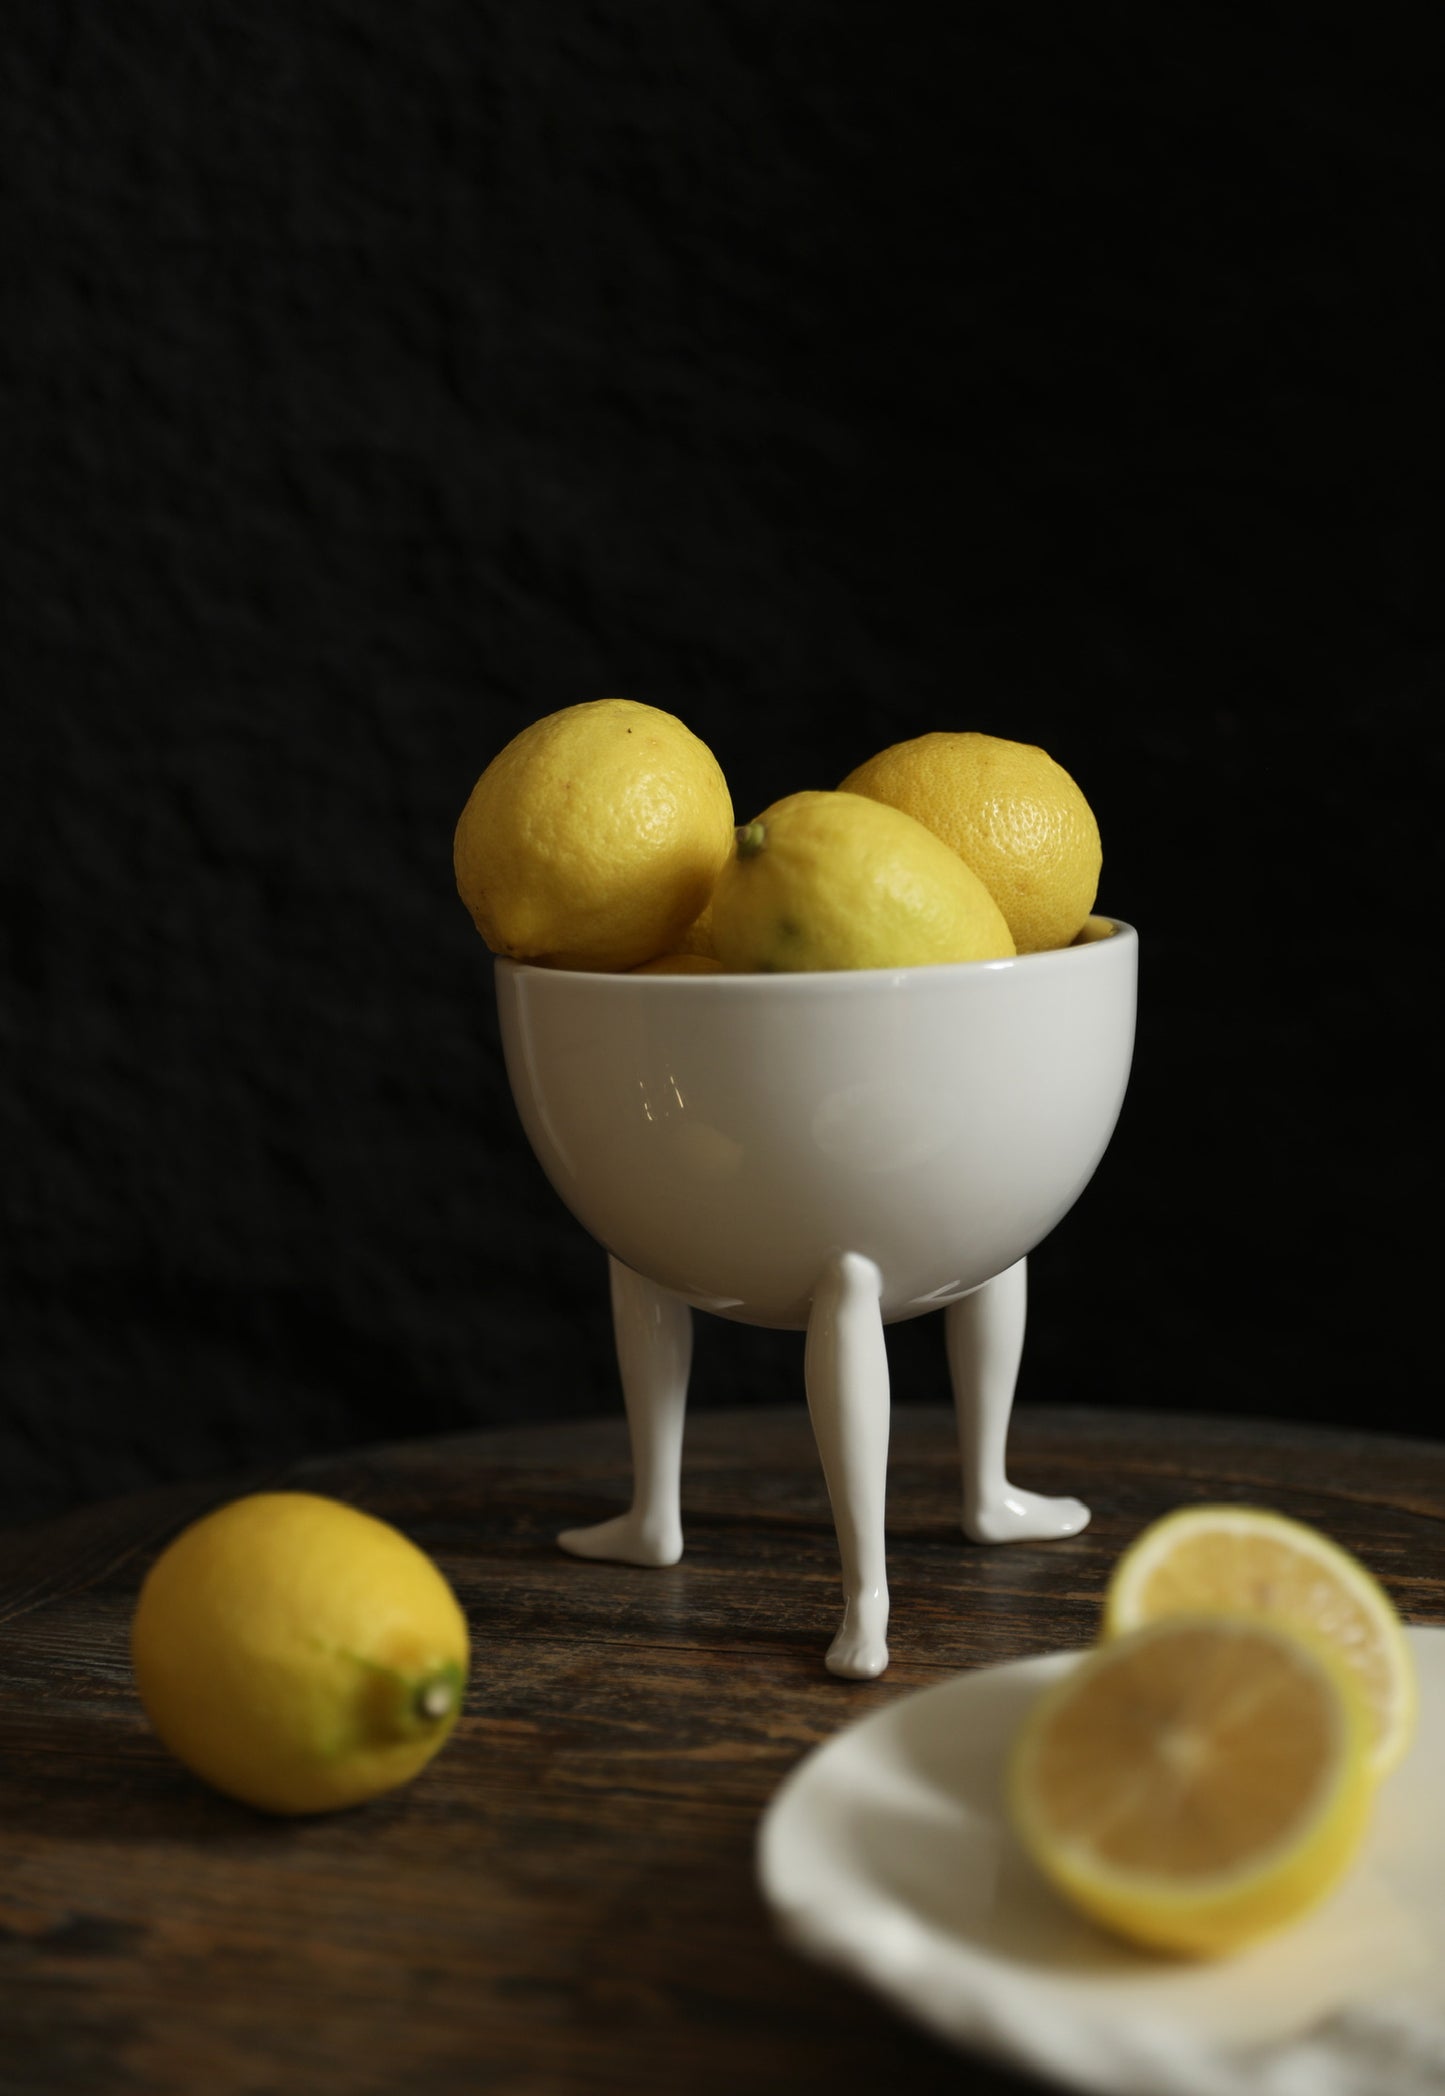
710;790;1016;973
454;698;734;972
131;1492;470;1815
840;731;1101;953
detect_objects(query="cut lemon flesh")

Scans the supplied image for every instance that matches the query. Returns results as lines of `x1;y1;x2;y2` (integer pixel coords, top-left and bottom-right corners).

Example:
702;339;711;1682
1102;1505;1416;1779
1008;1614;1374;1957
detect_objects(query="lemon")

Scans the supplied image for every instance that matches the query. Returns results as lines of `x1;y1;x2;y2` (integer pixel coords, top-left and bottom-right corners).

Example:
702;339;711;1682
839;731;1101;953
710;790;1016;973
1102;1505;1417;1780
131;1492;470;1816
1009;1613;1375;1957
453;699;735;972
678;896;717;957
629;953;727;975
1071;915;1117;944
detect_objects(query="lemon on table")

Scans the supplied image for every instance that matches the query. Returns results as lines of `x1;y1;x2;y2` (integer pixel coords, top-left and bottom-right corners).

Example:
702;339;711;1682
1008;1613;1375;1957
131;1492;470;1816
710;790;1016;973
453;698;735;972
839;731;1101;953
1102;1504;1417;1779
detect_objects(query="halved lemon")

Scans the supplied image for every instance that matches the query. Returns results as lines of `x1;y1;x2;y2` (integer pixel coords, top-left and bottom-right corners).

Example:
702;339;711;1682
1102;1505;1416;1780
1008;1613;1375;1957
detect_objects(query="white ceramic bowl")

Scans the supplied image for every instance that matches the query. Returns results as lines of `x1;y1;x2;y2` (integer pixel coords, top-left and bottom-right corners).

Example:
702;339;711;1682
495;922;1137;1330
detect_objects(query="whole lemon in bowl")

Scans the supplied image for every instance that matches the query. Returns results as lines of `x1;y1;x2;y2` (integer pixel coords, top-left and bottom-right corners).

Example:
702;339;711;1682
131;1492;470;1816
840;731;1101;954
454;698;735;972
710;789;1016;972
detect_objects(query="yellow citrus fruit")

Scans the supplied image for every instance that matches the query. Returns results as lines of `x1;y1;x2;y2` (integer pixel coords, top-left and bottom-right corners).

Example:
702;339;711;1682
453;699;735;972
710;790;1016;973
131;1492;470;1816
839;731;1101;953
629;952;727;975
1102;1505;1417;1780
678;896;717;957
1009;1613;1375;1958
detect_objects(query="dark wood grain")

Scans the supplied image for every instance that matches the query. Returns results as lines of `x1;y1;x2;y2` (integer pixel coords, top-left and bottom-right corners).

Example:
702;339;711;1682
2;1405;1441;2096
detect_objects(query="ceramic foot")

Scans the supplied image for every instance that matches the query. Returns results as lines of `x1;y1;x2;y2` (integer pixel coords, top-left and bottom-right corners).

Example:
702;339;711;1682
947;1259;1091;1548
806;1250;892;1680
557;1511;684;1567
962;1488;1090;1545
824;1590;891;1680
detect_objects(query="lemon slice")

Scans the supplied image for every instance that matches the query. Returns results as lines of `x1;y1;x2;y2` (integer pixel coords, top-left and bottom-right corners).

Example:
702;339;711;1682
1008;1614;1375;1957
1102;1505;1417;1780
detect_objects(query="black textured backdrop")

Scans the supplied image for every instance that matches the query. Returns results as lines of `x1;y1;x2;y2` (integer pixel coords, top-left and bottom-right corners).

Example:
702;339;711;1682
4;6;1440;1527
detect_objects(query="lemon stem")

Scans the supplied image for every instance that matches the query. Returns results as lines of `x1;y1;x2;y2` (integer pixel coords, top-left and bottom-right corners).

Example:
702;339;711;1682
415;1675;456;1723
330;1644;465;1735
736;821;767;858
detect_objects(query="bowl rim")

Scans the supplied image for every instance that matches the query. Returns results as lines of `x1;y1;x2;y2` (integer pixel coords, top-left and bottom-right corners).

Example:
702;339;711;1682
492;917;1137;989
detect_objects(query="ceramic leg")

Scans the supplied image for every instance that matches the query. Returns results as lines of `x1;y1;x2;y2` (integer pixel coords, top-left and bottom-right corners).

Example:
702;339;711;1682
558;1255;690;1567
947;1258;1090;1543
804;1250;891;1680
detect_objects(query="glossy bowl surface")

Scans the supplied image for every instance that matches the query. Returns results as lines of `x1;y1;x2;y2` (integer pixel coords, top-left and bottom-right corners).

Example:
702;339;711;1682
495;923;1137;1329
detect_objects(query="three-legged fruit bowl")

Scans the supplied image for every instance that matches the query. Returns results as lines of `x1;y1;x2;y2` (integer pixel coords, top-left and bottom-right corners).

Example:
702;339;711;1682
494;921;1137;1676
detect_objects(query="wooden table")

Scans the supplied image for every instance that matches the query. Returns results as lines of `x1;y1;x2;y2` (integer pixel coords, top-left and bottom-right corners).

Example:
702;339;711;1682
2;1404;1441;2096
